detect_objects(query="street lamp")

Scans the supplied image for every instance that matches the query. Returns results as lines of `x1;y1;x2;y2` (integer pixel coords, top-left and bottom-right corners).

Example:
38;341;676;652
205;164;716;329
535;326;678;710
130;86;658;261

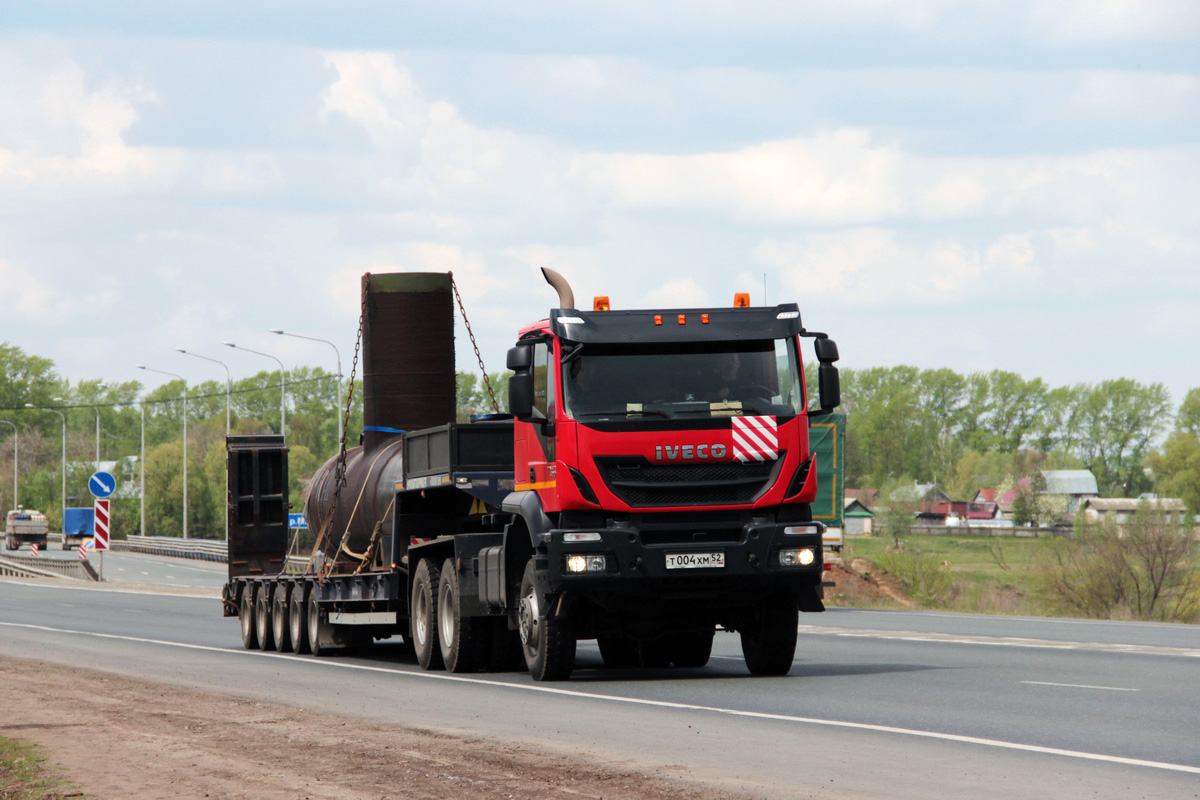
176;349;232;435
136;366;189;539
270;329;343;447
139;399;145;538
0;421;17;509
224;342;286;437
25;403;66;529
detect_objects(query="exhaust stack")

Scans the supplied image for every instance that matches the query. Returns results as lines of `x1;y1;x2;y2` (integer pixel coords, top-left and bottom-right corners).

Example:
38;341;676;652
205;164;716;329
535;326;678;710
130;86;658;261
541;267;575;309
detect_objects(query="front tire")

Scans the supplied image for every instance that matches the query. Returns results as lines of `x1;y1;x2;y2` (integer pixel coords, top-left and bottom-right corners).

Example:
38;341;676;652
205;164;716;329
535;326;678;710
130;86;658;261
437;558;488;673
740;592;798;676
518;560;575;681
670;629;715;668
411;559;444;670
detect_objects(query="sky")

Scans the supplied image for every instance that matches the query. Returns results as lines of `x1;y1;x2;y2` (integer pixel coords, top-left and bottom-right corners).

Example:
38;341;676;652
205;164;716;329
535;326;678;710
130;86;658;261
2;1;1198;409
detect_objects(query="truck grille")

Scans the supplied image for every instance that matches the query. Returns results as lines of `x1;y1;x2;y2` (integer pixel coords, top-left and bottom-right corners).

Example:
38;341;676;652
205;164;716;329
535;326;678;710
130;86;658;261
594;455;784;507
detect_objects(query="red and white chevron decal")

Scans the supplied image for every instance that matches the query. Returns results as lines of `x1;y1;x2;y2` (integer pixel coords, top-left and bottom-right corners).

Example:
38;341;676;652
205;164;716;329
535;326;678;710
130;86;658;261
93;499;110;551
30;543;39;557
732;416;778;462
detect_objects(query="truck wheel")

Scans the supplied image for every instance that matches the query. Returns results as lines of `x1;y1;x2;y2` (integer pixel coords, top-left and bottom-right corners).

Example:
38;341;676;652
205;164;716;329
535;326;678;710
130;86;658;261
290;582;311;654
307;586;336;657
411;559;444;670
437;558;488;673
670;630;715;668
239;587;258;650
597;635;638;668
518;560;575;681
740;592;798;676
272;584;292;653
255;584;276;651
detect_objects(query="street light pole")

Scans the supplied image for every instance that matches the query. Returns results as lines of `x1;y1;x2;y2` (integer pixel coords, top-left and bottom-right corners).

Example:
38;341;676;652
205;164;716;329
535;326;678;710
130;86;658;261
139;399;145;538
136;366;188;539
25;404;66;529
270;329;343;447
224;342;286;437
176;349;232;435
0;421;17;509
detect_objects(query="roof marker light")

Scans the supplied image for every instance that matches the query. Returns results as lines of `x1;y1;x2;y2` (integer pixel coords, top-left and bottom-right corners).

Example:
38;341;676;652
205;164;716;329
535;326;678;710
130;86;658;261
701;314;710;324
654;315;663;326
734;293;751;308
593;296;610;311
776;310;800;320
677;314;686;325
556;316;585;325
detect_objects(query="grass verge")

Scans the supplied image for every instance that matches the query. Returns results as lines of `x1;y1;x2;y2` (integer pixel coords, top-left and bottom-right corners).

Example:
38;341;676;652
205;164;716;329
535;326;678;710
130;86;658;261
0;736;88;800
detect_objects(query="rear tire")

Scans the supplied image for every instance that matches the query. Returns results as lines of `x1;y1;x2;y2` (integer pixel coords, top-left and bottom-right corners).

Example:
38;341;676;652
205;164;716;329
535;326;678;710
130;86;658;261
272;584;292;653
411;559;444;670
518;560;575;681
638;639;672;668
289;582;311;654
740;592;798;676
307;586;334;657
239;586;258;650
437;558;488;673
255;584;276;651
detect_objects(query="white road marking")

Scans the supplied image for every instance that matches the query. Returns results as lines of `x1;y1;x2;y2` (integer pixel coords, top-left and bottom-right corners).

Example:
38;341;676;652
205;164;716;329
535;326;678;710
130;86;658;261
797;625;1200;658
1;620;1197;777
1021;681;1138;692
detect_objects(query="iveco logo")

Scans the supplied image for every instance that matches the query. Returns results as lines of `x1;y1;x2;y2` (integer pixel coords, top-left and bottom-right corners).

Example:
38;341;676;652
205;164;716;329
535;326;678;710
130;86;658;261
655;444;727;461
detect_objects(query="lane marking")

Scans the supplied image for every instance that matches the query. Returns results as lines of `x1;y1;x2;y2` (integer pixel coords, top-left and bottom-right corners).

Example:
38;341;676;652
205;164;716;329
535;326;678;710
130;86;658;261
797;625;1200;659
1;621;1197;777
1022;681;1138;692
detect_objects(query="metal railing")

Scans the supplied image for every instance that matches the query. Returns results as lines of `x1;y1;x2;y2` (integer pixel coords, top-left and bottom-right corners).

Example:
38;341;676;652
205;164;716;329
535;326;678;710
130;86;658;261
0;554;98;581
113;535;228;562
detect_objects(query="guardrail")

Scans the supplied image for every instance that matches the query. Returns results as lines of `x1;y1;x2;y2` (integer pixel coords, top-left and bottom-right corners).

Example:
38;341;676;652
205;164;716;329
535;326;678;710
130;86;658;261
0;554;98;581
113;536;310;574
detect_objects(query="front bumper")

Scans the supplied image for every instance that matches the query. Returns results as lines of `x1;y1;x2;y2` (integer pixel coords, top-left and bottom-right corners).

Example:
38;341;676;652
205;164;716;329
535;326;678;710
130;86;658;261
542;520;825;590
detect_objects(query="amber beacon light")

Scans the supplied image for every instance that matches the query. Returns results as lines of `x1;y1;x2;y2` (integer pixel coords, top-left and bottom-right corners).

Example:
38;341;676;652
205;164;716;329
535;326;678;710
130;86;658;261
593;296;611;311
734;293;751;308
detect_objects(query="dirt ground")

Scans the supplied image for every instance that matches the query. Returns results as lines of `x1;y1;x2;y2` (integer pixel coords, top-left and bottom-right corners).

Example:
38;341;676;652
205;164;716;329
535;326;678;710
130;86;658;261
0;655;747;800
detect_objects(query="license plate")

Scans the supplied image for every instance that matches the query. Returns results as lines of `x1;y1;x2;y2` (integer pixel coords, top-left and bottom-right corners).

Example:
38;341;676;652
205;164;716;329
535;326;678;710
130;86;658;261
665;552;725;569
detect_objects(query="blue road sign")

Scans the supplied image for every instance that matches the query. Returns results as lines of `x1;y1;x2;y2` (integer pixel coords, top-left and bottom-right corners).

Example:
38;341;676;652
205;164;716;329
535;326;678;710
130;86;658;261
89;471;116;499
288;513;307;529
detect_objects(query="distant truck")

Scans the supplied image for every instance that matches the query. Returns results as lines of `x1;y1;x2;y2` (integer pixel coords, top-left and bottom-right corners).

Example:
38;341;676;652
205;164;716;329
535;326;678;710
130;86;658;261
63;507;94;550
5;507;50;551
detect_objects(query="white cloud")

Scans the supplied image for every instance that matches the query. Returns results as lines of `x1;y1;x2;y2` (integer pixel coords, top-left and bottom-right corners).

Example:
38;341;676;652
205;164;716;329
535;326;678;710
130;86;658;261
644;279;711;308
0;259;55;321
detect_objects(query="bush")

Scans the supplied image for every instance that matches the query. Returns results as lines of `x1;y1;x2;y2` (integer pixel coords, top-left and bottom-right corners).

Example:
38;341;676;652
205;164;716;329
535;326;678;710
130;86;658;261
875;550;954;605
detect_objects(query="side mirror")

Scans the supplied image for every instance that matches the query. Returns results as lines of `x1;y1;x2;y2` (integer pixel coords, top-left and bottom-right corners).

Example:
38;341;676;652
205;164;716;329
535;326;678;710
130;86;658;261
818;362;841;410
507;345;532;371
509;369;534;419
815;337;839;364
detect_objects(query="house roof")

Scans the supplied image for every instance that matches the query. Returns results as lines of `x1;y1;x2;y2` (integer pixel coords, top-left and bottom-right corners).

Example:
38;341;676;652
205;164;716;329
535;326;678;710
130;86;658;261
1084;497;1186;512
1041;470;1099;496
844;498;874;516
975;489;997;503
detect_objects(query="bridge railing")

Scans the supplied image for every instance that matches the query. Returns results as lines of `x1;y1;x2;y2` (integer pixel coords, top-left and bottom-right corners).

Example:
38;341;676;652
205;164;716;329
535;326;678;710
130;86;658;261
0;553;98;581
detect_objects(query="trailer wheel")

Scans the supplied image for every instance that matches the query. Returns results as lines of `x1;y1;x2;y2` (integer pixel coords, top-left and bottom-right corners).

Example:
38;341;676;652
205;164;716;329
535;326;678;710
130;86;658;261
669;629;715;668
307;586;336;657
411;559;444;670
597;635;638;668
518;560;575;681
272;584;292;653
289;582;311;654
437;558;488;673
239;586;258;650
255;584;276;651
740;592;798;676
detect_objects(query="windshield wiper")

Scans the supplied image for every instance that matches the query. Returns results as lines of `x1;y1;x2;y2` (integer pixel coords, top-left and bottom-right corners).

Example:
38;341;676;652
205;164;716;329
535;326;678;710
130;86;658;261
575;408;670;419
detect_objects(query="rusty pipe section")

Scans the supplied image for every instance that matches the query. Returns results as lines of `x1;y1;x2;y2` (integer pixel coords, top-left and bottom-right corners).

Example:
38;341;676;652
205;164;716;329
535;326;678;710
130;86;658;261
303;440;405;557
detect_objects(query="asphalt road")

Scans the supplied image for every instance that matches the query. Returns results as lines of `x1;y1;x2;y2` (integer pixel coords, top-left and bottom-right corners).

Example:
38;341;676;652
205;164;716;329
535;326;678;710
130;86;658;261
29;548;229;590
1;576;1197;799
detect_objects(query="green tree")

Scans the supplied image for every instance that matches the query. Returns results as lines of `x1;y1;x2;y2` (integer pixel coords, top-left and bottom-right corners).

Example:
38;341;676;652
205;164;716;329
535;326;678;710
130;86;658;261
1148;431;1200;516
1076;379;1172;496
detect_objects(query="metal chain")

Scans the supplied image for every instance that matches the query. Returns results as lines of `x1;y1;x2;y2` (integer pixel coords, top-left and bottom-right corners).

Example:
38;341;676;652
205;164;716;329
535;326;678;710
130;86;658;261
312;274;369;583
450;272;499;413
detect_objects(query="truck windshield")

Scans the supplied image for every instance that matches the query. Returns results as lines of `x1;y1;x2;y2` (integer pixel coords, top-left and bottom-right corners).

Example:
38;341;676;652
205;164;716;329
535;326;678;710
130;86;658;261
563;339;804;421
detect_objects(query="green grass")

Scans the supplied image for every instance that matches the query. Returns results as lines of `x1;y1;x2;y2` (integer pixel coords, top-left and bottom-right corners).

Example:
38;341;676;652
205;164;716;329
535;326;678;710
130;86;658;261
0;736;88;800
844;533;1052;615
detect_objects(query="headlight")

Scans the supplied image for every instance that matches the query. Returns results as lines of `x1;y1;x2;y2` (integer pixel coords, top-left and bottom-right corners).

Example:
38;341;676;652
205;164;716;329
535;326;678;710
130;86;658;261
565;554;607;573
779;547;816;567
